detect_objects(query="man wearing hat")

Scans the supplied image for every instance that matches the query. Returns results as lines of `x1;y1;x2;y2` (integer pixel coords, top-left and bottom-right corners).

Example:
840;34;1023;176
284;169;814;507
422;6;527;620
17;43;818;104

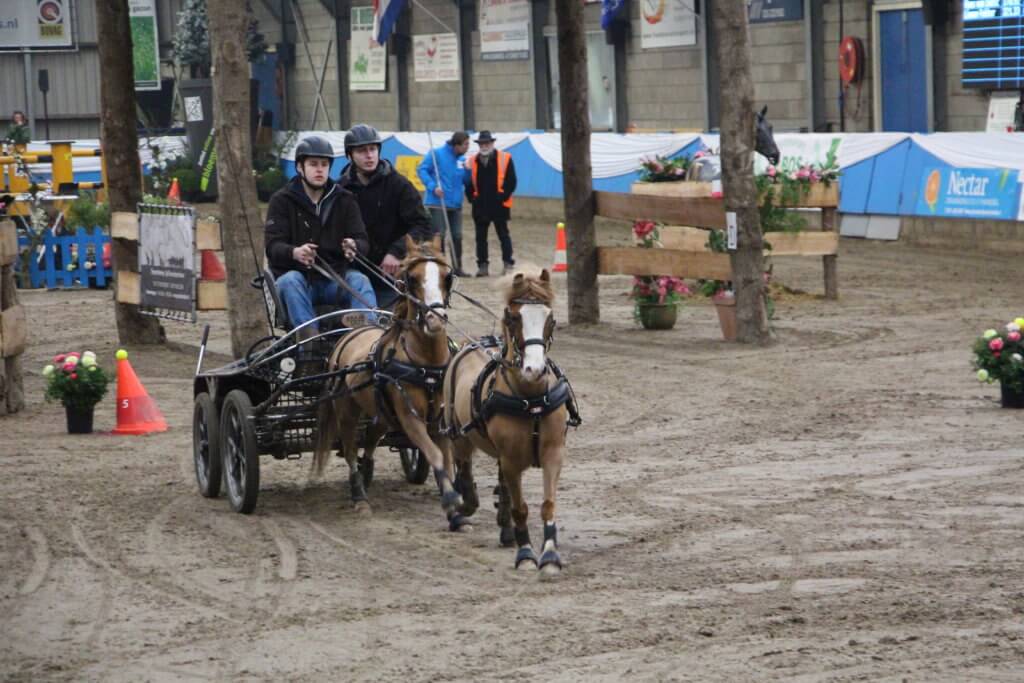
464;131;517;277
417;131;471;277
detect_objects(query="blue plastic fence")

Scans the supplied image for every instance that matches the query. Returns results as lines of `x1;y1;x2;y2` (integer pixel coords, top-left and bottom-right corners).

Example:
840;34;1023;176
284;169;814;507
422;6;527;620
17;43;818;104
16;226;112;289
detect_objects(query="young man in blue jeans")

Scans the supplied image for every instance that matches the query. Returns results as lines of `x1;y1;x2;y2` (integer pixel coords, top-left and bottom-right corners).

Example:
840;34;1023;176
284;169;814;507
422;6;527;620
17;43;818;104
417;131;471;277
264;136;377;333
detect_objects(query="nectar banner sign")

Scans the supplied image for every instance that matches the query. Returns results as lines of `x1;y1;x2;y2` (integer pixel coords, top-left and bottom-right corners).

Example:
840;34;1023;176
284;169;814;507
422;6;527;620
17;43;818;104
917;167;1022;220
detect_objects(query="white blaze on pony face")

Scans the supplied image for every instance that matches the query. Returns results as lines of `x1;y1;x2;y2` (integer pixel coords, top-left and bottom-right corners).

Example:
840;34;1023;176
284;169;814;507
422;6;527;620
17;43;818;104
520;303;551;382
421;261;447;333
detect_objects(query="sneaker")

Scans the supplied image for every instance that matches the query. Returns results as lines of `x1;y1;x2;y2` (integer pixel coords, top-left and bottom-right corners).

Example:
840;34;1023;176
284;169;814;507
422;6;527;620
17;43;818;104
502;262;515;275
475;264;489;278
453;268;470;278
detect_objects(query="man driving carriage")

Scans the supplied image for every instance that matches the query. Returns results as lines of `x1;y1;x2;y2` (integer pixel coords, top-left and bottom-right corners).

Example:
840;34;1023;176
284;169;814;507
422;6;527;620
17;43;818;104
337;124;433;309
264;135;378;332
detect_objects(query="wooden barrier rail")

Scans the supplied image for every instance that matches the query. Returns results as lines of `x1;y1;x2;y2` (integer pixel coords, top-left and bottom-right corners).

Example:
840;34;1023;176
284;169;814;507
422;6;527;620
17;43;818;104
594;183;839;299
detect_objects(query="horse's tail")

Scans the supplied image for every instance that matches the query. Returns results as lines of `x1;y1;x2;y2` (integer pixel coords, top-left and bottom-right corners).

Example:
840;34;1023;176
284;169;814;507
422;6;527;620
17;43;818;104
312;393;336;479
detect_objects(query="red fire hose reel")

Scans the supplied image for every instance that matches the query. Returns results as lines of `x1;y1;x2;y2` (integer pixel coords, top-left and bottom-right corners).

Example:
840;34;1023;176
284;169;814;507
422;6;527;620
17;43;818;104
839;36;865;85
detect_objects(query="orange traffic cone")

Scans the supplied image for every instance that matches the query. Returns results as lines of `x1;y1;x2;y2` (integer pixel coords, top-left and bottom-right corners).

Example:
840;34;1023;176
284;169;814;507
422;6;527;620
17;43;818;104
167;177;181;204
200;250;226;281
112;350;167;435
552;221;568;273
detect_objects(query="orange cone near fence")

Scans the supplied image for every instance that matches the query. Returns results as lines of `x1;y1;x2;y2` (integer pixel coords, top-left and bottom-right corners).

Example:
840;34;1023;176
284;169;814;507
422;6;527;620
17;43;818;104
112;350;167;435
552;221;568;273
167;177;181;204
200;250;226;281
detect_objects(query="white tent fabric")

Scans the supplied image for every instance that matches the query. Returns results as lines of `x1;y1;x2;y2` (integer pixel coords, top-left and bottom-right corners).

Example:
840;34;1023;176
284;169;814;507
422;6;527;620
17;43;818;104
528;132;700;178
391;131;530;156
910;132;1024;174
699;132;911;173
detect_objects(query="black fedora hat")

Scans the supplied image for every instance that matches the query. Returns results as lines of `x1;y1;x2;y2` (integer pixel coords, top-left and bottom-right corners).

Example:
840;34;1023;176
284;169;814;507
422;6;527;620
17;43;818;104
474;130;497;143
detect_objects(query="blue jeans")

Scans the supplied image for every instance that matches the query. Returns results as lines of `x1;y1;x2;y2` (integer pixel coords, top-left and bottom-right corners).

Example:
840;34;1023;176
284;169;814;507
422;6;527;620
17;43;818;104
276;269;377;330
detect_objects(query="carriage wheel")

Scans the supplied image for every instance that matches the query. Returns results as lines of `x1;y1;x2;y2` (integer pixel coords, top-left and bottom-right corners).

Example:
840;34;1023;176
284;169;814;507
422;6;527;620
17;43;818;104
192;393;222;498
220;390;260;514
399;448;430;484
358;455;374;488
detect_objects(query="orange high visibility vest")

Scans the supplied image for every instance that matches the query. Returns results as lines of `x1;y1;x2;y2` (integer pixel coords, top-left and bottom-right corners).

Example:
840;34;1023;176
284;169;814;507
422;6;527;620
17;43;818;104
470;150;513;208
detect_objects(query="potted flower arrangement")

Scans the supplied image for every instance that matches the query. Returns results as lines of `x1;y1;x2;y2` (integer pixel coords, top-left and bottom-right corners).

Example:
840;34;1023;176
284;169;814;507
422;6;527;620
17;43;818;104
630;220;690;329
638;154;691;182
972;317;1024;408
757;148;841;229
42;351;110;433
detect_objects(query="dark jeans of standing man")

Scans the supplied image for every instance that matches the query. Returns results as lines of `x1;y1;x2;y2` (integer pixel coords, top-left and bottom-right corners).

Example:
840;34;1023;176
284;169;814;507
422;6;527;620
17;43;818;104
428;207;463;271
474;218;514;271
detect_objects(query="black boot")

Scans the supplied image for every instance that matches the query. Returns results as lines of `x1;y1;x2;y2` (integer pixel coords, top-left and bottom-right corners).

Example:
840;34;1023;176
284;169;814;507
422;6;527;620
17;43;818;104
451;238;469;277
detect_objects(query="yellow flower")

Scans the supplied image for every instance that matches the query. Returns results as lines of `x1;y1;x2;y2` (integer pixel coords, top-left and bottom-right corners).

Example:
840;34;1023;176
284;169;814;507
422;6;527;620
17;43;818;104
42;364;54;377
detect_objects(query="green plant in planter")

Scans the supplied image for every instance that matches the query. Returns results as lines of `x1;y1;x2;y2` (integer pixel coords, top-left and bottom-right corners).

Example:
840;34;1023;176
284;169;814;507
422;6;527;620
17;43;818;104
64;192;110;232
698;229;774;319
42;351;110;411
257;166;286;196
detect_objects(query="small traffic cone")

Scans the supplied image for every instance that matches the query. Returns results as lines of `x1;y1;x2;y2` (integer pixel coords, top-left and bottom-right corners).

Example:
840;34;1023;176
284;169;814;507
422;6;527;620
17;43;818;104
112;349;167;435
200;250;226;281
167;177;181;204
552;221;568;273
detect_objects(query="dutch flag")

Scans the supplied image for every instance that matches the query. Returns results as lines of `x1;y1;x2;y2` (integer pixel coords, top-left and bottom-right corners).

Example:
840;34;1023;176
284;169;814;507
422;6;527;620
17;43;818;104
373;0;407;45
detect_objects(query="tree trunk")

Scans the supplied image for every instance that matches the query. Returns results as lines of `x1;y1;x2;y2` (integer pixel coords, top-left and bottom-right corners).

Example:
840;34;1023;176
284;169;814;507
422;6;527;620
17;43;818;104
208;0;271;357
554;0;598;324
96;0;165;345
711;1;771;344
1;240;25;415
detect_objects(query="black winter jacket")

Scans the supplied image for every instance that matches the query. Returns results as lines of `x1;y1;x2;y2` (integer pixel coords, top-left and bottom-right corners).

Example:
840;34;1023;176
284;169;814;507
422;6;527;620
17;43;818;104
464;151;517;223
264;176;369;280
338;159;432;266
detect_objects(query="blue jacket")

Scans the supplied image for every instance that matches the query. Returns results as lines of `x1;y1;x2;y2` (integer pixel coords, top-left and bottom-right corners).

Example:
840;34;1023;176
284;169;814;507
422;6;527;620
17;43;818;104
417;143;466;209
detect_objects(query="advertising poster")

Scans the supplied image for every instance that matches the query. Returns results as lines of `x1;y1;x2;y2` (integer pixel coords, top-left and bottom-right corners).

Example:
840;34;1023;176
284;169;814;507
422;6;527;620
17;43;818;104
640;0;697;49
480;0;530;61
0;0;74;50
350;6;387;91
917;166;1023;220
129;0;161;91
414;33;460;82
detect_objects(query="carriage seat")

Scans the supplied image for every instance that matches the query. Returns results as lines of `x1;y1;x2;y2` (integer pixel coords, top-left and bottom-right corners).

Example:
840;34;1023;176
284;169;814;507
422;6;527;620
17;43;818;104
259;268;370;333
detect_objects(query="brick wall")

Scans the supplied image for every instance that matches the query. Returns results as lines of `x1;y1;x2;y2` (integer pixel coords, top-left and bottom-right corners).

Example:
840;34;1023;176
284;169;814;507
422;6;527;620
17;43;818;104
407;1;462;130
750;20;809;131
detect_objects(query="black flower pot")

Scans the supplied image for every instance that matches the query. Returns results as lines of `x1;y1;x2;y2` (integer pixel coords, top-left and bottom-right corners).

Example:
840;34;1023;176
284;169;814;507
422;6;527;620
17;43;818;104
65;405;95;434
1000;382;1024;409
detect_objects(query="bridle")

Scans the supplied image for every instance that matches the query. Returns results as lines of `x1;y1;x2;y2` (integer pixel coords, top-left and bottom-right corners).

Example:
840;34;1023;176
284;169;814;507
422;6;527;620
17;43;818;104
502;297;555;370
392;255;454;330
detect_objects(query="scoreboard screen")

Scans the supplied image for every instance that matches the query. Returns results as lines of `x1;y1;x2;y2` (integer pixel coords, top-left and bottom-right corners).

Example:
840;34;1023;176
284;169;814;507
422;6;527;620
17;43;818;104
962;0;1024;89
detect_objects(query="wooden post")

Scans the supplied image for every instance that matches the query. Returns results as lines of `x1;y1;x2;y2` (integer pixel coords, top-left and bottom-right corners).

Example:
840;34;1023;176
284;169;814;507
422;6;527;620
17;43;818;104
0;219;25;415
822;207;839;299
555;0;599;324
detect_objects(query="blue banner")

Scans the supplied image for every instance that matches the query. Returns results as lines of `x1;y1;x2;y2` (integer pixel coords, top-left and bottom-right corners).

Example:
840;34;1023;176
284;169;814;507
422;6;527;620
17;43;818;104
916;166;1022;220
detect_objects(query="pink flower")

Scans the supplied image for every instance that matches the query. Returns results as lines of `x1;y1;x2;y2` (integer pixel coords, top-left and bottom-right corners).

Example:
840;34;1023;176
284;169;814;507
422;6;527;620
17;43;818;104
766;165;777;177
994;351;1002;359
67;352;80;358
694;150;706;159
989;338;1005;351
797;168;811;180
54;354;66;363
70;373;78;380
674;167;685;176
1009;331;1021;342
63;362;76;372
810;171;821;183
652;162;663;173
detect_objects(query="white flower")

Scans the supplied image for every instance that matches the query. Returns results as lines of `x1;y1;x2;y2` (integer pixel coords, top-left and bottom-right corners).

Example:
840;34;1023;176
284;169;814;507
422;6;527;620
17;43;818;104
1007;322;1021;333
1013;353;1023;364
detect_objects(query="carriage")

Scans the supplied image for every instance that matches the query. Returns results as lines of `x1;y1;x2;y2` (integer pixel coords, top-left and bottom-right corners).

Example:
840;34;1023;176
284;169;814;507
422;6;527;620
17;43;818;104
190;269;431;514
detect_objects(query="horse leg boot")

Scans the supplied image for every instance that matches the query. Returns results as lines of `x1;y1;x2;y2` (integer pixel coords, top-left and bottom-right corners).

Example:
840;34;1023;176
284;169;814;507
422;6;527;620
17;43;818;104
538;447;564;575
505;469;537;570
453;455;479;517
340;424;370;513
495;466;515;547
396;413;464;523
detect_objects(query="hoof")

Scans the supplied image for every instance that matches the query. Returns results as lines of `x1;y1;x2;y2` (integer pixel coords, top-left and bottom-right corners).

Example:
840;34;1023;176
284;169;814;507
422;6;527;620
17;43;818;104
515;546;538;571
499;526;515;548
540;562;562;580
539;549;562;573
448;513;473;532
441;489;464;511
354;500;372;515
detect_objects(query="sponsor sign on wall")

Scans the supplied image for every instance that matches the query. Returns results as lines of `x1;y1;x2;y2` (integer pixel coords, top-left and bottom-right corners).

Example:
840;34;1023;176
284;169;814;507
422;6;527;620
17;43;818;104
0;0;74;51
917;166;1023;220
480;0;530;61
129;0;160;91
350;6;387;91
414;33;460;82
640;0;697;49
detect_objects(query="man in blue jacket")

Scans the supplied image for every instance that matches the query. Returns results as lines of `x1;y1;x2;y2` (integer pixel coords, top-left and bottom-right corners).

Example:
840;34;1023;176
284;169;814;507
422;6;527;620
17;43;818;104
417;131;471;276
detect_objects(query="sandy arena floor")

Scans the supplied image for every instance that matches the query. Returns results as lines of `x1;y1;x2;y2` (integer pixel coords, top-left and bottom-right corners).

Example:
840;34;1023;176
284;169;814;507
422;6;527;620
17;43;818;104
1;218;1023;681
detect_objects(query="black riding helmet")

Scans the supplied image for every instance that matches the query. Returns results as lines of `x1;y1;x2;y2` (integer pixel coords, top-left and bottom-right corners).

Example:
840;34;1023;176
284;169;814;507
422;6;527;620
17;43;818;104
294;135;335;164
344;124;382;156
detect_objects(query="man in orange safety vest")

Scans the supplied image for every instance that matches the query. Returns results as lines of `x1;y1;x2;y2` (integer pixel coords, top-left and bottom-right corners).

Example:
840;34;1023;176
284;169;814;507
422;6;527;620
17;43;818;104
464;131;517;277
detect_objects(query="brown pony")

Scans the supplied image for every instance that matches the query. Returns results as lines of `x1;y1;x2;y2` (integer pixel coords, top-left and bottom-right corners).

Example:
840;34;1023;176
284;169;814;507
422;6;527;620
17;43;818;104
314;235;464;524
443;268;579;574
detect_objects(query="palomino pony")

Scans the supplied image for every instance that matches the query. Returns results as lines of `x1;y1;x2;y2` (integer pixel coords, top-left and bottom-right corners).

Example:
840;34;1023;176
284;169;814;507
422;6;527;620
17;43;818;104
686;105;780;181
443;269;581;574
314;235;465;524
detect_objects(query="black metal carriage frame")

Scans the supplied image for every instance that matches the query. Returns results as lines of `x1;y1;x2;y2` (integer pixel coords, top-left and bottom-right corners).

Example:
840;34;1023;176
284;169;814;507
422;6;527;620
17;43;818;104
192;305;432;514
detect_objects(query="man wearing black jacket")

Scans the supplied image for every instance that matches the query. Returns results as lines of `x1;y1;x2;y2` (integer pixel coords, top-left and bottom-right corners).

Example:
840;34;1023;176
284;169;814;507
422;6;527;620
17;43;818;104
265;136;377;331
338;124;432;307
